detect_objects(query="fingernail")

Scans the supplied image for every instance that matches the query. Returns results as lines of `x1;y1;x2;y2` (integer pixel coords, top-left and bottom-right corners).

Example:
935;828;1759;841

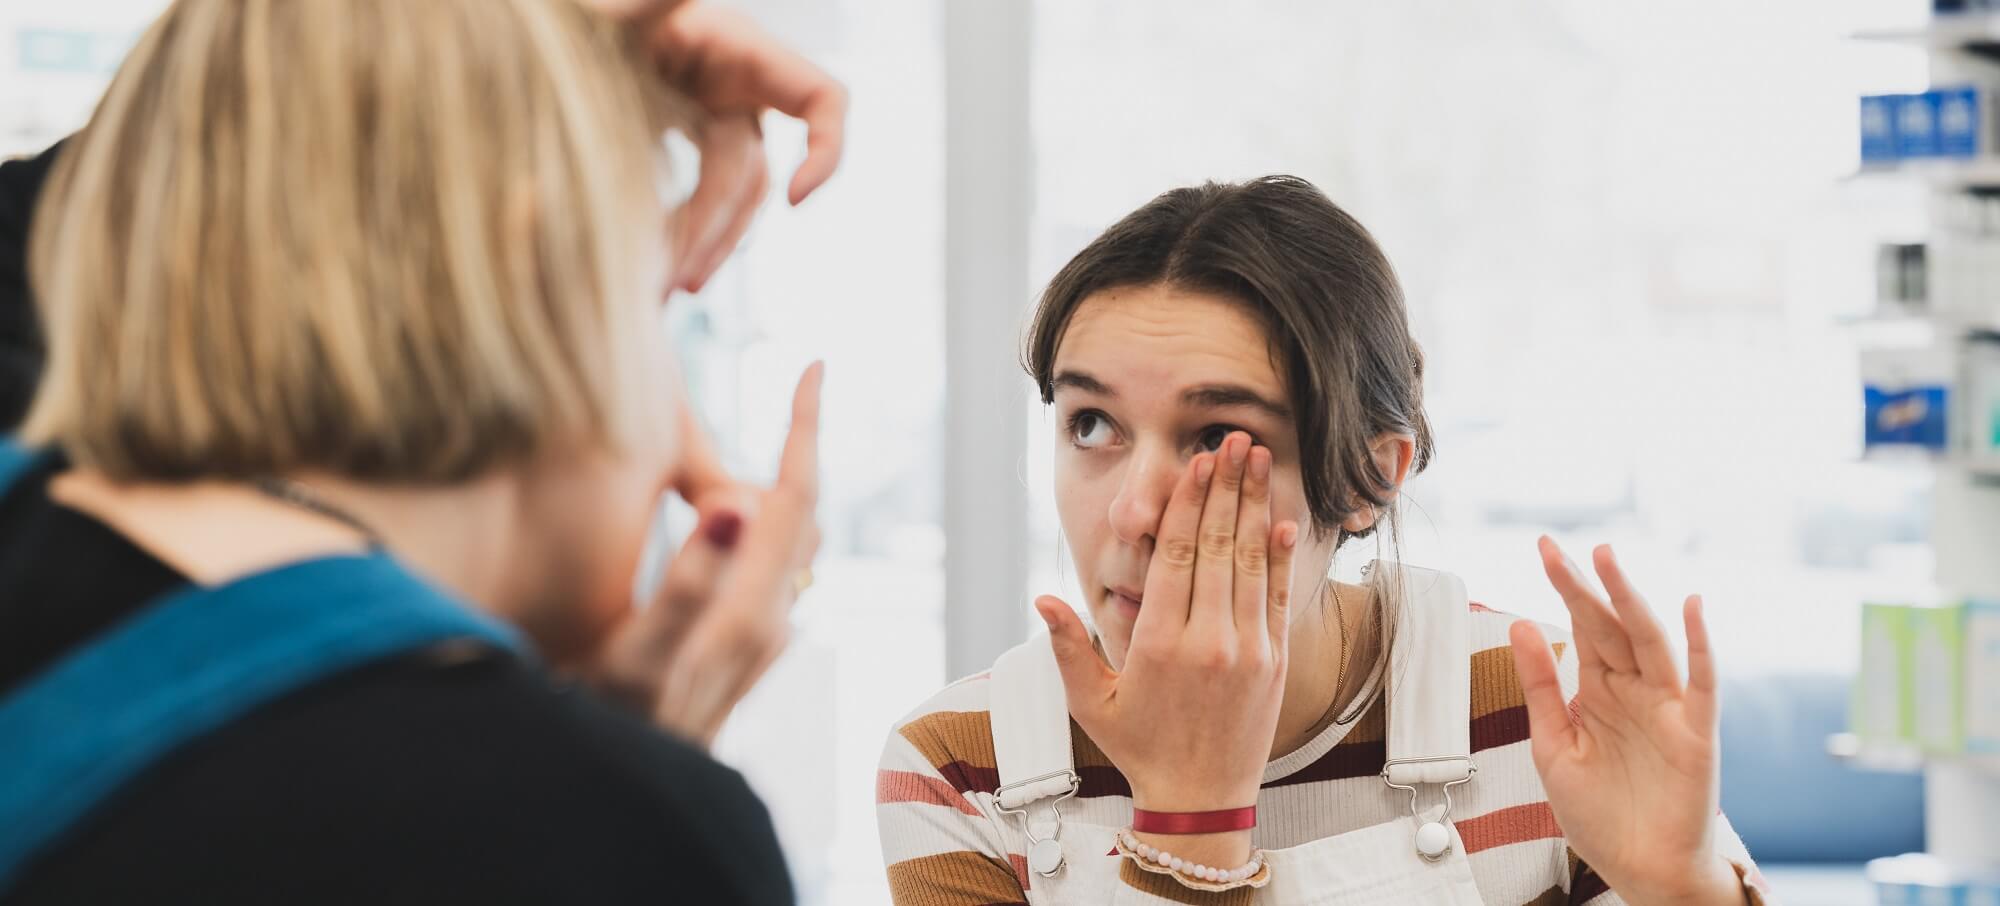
1250;447;1270;482
1229;435;1247;466
1196;455;1215;484
702;512;743;549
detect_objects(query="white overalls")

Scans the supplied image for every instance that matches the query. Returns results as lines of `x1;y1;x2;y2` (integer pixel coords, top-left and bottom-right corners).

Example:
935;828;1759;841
988;563;1488;904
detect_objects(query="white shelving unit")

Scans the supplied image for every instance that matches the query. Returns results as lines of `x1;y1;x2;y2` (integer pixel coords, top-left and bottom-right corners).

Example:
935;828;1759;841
1852;14;2000;873
1829;735;2000;867
1854;157;2000;189
1855;12;2000;49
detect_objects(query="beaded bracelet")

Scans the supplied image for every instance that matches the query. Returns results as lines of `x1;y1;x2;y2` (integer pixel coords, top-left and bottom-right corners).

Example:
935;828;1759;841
1114;829;1272;892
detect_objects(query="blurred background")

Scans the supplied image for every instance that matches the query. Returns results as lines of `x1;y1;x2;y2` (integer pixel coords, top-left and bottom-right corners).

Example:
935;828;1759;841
9;0;1998;902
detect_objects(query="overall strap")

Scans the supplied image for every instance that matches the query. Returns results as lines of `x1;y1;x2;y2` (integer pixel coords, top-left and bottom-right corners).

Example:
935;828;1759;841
1381;563;1474;782
1375;561;1475;862
988;630;1081;879
0;553;524;891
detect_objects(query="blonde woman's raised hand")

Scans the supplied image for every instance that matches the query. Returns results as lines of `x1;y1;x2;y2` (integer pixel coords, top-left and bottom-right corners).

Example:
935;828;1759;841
599;363;823;748
580;0;847;294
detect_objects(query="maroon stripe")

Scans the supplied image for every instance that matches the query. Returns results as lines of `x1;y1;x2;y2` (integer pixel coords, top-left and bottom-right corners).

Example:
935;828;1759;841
1264;739;1386;788
938;761;1001;796
1078;765;1132;799
1471;704;1530;753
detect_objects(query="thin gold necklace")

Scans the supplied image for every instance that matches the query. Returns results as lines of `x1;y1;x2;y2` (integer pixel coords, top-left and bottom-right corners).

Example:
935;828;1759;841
1328;581;1354;725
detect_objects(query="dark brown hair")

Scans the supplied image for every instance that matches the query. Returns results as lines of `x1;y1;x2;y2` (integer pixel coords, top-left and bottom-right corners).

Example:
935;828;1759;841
1025;175;1434;545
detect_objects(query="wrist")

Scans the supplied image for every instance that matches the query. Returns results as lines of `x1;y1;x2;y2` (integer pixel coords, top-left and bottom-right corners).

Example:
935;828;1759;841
1130;784;1259;816
1620;855;1749;906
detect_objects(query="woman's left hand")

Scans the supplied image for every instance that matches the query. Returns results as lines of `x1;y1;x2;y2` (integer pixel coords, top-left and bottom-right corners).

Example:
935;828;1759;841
596;364;824;747
1509;537;1746;906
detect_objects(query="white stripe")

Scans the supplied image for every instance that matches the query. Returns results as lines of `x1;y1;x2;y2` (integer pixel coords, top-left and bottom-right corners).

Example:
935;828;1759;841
876;801;1019;867
891;675;992;727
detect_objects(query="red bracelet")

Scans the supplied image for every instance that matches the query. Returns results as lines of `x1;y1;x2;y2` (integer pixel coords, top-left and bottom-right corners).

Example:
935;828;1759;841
1130;805;1257;835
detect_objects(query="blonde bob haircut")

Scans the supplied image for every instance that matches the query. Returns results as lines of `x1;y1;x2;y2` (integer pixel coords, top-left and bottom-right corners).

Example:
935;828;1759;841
21;0;681;482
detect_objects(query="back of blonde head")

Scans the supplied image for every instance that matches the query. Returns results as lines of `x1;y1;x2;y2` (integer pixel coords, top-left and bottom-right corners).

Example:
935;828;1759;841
22;0;677;482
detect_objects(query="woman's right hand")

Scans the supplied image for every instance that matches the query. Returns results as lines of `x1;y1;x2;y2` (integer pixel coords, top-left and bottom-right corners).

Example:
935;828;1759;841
1035;432;1294;866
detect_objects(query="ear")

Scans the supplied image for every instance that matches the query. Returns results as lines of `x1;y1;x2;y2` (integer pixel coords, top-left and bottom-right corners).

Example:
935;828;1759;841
1339;433;1417;534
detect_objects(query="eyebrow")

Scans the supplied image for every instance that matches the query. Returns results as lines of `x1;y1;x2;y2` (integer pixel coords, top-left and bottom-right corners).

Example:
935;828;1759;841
1051;369;1291;420
1182;384;1292;420
1050;370;1114;396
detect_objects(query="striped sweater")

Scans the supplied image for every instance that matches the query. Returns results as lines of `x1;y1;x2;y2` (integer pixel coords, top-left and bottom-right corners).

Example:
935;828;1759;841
876;604;1774;905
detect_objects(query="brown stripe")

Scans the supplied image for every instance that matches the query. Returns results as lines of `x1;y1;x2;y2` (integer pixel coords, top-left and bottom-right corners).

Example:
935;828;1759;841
887;851;1027;906
878;769;981;815
1470;645;1527;720
1118;859;1255;905
1520;884;1568;906
1456;801;1562;854
1470;704;1530;753
900;711;997;774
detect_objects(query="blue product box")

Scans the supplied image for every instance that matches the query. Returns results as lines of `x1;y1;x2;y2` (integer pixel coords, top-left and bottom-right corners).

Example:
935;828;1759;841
1874;855;2000;906
1897;93;1942;159
1866;384;1951;450
1938;86;1983;158
1864;95;1900;164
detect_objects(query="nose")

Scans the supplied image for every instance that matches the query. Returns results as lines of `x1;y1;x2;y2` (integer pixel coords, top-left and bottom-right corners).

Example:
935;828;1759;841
1108;441;1181;549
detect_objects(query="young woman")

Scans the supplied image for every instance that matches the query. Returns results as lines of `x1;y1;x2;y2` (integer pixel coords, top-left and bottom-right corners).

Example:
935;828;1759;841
878;177;1773;905
0;0;833;901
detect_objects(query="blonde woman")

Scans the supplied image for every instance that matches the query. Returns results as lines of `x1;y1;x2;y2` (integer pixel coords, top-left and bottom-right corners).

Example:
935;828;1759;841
0;0;840;902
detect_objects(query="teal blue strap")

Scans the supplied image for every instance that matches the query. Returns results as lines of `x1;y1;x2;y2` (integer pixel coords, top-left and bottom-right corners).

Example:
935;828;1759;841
0;437;40;498
0;553;525;891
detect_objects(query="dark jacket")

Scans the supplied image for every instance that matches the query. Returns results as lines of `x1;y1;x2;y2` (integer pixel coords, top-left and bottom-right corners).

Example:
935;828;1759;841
0;141;59;432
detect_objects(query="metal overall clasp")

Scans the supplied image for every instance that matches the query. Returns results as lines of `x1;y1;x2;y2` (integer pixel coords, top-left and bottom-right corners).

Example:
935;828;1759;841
1381;755;1477;862
994;770;1082;877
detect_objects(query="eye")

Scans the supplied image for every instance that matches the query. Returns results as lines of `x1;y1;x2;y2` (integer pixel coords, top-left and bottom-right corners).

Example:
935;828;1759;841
1194;424;1255;454
1067;410;1118;449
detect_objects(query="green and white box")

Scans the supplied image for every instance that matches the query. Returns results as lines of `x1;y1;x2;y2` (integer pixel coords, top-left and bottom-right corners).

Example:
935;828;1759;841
1966;600;2000;754
1855;603;1915;744
1910;603;1965;753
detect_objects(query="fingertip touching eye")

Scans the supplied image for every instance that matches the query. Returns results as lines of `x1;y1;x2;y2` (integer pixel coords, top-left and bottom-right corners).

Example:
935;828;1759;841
1195;425;1257;454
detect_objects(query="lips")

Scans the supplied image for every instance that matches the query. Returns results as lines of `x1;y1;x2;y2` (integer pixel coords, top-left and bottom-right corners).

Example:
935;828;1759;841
1108;585;1144;611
